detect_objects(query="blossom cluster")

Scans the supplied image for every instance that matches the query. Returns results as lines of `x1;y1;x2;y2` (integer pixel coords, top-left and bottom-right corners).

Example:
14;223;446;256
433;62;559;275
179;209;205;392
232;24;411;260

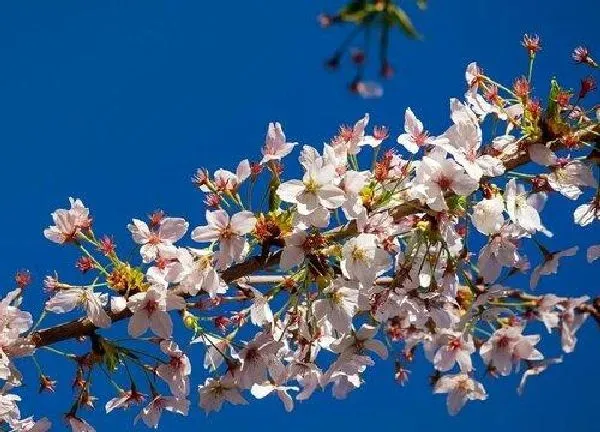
1;39;599;431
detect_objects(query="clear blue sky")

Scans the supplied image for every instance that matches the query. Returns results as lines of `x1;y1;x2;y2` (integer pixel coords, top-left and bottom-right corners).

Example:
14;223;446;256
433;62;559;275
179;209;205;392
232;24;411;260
0;1;598;430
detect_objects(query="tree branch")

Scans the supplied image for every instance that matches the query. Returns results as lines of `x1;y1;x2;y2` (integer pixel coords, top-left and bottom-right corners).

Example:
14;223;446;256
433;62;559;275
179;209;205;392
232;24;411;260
29;125;600;349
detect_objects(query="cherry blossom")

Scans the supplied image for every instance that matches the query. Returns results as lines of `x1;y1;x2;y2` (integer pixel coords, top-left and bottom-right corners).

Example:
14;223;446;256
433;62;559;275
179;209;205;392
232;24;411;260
279;231;309;270
534;294;565;332
261;122;297;164
480;326;543;376
194;334;231;371
128;217;189;263
45;287;111;328
442;99;505;180
434;374;487;415
250;380;299;412
66;415;95;432
247;285;274;327
176;248;226;297
574;197;599;226
558;296;590;353
0;393;20;423
105;388;145;413
331;324;388;360
277;160;345;227
7;416;52;432
478;225;525;283
43;198;91;244
236;332;284;389
530;246;578;289
341;233;391;287
545;160;596;200
517;357;563;395
200;160;251;194
471;196;505;235
10;43;600;425
505;179;544;233
198;377;247;413
425;331;475;372
156;341;192;397
191;210;256;269
135;395;189;429
334;113;382;155
312;278;359;333
127;285;185;339
410;147;479;211
396;107;448;154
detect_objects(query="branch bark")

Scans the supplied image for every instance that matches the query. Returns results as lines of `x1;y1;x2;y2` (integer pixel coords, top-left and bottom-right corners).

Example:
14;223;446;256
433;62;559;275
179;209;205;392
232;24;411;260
29;125;600;349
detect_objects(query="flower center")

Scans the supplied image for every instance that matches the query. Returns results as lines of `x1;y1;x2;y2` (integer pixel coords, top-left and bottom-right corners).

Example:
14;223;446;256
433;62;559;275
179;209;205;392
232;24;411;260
148;234;161;245
220;225;234;240
144;299;158;315
351;246;366;262
304;177;319;194
169;356;184;370
496;335;511;348
414;131;429;146
449;339;462;350
436;176;453;191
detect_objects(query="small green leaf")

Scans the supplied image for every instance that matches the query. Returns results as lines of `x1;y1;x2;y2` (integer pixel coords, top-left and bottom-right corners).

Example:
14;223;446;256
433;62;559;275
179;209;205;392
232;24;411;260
446;195;467;216
546;79;561;121
101;340;121;373
339;0;370;23
387;5;420;39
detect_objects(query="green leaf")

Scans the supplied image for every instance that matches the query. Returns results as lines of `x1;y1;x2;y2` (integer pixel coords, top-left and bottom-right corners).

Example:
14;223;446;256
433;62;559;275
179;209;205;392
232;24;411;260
387;5;420;39
446;195;467;216
339;0;370;23
546;79;561;121
101;340;121;373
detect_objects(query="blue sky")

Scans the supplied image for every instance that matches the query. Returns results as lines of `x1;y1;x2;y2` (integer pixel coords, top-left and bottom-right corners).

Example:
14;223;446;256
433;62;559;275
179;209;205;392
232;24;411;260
0;1;598;430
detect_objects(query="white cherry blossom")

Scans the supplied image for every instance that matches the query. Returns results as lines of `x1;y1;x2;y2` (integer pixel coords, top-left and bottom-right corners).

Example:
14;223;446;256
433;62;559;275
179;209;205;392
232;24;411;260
505;179;544;233
277;161;345;226
397;107;448;154
558;296;590;353
530;246;578;289
191;210;256;269
410;147;479;211
128;218;188;263
135;395;189;429
425;331;476;372
434;374;487;415
480;326;543;376
478;225;524;283
261;122;297;164
44;198;91;244
471;196;505;235
198;377;247;413
312;278;359;333
341;233;391;287
45;287;111;328
126;286;185;339
66;415;95;432
335;113;381;155
250;381;299;412
156;341;191;397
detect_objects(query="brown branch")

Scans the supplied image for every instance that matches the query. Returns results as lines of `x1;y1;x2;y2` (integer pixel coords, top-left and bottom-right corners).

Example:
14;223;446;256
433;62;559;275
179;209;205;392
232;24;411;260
29;124;600;349
30;251;284;348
